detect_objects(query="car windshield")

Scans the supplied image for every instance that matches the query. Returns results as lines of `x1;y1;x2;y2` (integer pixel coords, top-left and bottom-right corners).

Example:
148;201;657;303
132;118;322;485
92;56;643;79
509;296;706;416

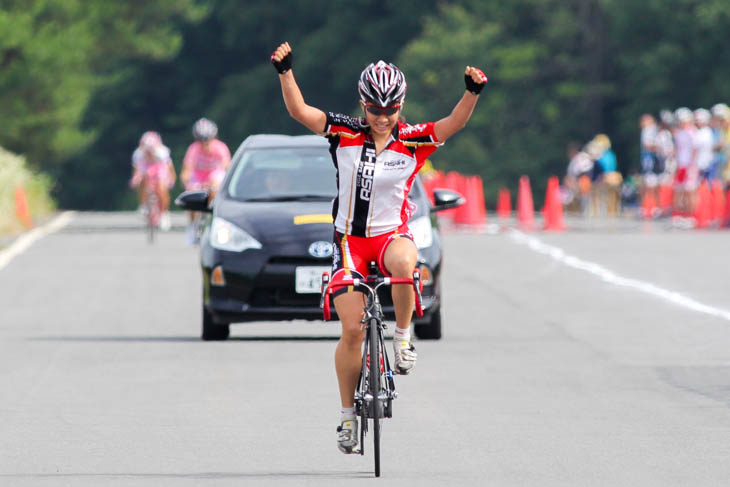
226;147;337;201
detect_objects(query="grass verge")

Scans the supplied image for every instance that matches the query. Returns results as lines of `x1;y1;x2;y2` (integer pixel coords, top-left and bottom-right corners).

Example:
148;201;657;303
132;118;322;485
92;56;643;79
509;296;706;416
0;146;55;236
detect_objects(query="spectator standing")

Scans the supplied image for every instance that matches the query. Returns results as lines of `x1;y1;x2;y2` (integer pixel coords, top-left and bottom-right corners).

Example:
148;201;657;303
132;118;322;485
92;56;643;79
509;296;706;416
564;142;594;214
711;103;729;185
593;134;622;216
656;110;676;185
639;114;660;212
673;107;697;216
586;140;605;216
694;108;714;182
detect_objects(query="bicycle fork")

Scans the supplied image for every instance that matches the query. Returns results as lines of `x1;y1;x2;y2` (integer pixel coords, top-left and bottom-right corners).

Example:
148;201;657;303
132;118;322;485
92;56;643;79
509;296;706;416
356;319;398;420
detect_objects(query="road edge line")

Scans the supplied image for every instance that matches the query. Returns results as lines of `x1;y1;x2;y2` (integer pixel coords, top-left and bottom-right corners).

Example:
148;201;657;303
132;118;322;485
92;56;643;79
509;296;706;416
0;211;76;271
509;229;730;322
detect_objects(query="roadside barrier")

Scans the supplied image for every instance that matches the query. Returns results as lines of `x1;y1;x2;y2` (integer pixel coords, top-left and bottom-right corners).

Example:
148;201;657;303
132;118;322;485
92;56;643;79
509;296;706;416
542;176;566;231
14;185;34;229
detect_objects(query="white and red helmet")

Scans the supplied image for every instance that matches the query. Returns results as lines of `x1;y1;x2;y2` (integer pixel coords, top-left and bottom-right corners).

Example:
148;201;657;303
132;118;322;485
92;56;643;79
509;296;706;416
358;61;407;107
192;117;218;141
139;131;162;150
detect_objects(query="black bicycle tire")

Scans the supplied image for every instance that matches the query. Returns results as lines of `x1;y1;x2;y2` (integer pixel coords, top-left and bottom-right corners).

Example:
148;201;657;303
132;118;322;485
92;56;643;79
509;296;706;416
369;318;381;477
147;204;155;244
359;333;368;456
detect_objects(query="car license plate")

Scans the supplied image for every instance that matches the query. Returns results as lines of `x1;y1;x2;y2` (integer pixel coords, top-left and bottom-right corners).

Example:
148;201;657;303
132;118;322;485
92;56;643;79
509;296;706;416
295;266;331;294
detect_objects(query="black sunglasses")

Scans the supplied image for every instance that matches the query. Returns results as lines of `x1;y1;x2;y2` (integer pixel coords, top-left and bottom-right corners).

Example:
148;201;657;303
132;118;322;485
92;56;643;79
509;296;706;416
366;104;401;116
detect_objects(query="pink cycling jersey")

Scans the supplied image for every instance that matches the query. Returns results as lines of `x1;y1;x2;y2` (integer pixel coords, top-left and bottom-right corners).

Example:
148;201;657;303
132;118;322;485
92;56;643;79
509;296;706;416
131;146;173;188
183;139;230;189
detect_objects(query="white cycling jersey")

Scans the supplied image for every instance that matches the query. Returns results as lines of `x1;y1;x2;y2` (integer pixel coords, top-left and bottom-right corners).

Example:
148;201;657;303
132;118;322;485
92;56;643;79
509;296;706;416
324;112;441;238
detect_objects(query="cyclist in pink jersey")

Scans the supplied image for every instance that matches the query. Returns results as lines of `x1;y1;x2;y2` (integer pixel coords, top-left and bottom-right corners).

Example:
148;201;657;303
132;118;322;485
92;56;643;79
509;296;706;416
180;118;231;243
272;41;487;454
130;131;176;231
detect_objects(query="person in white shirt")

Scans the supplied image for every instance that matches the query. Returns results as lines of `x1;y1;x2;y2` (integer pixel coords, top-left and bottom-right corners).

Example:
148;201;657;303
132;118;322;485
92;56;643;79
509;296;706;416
693;108;714;182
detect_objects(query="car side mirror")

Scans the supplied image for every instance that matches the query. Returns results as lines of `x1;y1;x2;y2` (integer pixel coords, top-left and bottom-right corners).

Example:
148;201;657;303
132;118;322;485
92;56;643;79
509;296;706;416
175;190;212;213
430;189;465;213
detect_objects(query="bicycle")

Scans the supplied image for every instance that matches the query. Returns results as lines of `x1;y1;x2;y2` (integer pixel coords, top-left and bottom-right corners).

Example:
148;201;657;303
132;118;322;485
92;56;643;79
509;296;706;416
143;183;162;244
320;262;423;478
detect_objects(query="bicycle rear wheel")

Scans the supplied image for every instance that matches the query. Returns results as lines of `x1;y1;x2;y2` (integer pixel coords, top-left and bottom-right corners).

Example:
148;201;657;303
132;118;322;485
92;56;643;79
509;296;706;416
369;318;382;477
146;204;156;244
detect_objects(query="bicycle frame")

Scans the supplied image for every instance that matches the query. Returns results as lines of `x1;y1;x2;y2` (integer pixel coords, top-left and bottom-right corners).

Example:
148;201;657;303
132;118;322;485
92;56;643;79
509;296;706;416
144;184;162;243
320;265;423;476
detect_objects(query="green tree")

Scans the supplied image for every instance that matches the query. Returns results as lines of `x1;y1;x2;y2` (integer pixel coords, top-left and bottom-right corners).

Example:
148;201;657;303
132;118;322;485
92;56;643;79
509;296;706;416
0;0;203;204
398;0;612;203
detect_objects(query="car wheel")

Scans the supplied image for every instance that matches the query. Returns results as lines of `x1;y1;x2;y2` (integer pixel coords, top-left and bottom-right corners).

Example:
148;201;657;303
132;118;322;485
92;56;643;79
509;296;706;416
202;306;230;341
414;306;442;340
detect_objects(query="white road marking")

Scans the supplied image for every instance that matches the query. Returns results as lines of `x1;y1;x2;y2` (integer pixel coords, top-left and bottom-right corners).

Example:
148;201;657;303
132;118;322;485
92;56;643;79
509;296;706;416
510;229;730;322
0;211;76;271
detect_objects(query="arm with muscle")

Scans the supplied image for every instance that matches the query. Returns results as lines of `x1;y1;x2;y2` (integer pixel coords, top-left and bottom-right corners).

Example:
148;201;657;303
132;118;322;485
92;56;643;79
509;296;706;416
272;42;326;134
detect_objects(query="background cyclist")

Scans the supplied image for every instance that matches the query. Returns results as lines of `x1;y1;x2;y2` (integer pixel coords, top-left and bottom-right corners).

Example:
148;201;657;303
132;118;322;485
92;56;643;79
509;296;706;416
129;131;176;231
271;41;487;454
180;117;231;244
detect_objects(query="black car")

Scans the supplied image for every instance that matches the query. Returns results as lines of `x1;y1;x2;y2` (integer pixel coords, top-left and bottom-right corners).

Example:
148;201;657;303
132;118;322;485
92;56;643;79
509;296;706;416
176;134;463;341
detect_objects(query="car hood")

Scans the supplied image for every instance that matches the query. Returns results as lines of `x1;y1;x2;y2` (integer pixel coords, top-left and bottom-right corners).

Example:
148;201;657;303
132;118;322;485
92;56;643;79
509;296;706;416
215;198;335;247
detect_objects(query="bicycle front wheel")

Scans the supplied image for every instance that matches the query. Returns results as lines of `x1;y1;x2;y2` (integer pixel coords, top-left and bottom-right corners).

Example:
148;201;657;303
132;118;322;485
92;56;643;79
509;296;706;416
369;318;382;477
146;205;156;244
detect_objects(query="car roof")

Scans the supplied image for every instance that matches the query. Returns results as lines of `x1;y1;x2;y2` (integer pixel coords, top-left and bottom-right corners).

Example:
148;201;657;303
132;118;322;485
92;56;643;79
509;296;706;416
236;134;328;152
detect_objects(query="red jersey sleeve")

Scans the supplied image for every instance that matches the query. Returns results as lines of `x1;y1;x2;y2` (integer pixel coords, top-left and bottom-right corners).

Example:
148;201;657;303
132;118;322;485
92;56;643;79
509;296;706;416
399;122;442;162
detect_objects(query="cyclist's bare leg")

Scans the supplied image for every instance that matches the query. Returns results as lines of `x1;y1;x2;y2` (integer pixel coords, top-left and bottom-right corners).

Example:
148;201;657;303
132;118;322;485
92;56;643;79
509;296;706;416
383;237;418;330
334;291;366;408
157;182;170;211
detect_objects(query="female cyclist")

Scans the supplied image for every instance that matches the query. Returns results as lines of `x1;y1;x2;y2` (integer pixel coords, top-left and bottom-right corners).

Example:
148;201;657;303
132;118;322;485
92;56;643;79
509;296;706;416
180;118;231;244
130;131;176;231
271;41;487;454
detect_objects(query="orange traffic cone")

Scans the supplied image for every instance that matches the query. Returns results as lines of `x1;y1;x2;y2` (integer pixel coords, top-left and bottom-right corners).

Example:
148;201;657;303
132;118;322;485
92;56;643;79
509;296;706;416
658;185;673;215
641;190;657;220
517;175;535;231
711;180;725;225
497;188;511;219
471;176;487;226
694;180;712;228
15;185;34;229
543;176;566;231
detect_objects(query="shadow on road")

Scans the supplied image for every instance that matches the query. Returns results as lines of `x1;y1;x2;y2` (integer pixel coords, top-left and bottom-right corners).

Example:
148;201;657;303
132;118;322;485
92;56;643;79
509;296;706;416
29;335;340;342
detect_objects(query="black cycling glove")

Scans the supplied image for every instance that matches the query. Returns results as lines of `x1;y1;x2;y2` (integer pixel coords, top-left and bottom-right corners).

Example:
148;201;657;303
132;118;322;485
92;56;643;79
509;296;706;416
464;69;488;95
271;51;293;75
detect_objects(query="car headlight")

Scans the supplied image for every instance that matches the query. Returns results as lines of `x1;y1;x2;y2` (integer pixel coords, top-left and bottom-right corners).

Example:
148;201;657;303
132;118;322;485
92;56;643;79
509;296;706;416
210;216;262;252
409;215;433;249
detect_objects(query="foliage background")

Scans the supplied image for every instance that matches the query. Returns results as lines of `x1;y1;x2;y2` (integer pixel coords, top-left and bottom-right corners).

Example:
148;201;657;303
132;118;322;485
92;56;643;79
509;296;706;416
0;0;728;209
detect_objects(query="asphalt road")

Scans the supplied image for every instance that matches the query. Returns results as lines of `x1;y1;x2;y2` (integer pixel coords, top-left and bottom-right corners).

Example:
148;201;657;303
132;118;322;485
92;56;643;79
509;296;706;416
1;212;730;486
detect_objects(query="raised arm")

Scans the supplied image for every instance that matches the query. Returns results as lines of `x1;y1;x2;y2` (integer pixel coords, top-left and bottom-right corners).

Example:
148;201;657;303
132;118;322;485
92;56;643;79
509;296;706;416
271;42;327;134
433;66;487;142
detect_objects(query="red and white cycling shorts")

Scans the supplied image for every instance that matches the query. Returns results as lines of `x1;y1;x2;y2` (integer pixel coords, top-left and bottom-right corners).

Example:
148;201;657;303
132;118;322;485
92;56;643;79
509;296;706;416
330;223;413;296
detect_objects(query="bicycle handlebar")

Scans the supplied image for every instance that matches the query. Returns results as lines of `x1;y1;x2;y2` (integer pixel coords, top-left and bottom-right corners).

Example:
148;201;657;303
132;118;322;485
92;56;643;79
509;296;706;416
320;271;424;321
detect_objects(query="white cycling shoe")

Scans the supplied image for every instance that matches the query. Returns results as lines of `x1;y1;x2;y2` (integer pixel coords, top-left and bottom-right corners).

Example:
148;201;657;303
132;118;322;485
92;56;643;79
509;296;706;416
337;419;358;454
393;338;417;375
159;212;172;231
